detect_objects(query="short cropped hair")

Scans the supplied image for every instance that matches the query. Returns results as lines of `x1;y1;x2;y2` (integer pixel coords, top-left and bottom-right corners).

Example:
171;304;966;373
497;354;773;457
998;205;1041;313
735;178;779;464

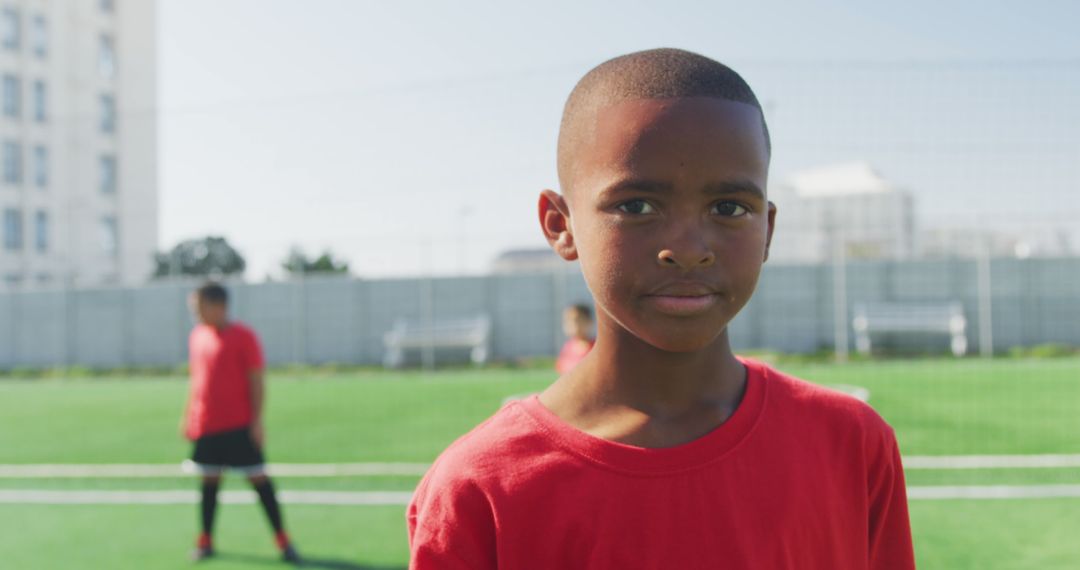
557;48;770;193
196;281;229;305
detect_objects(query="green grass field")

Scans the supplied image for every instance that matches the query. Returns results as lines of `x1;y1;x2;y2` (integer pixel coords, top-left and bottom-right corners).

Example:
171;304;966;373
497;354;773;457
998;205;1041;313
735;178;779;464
2;357;1079;569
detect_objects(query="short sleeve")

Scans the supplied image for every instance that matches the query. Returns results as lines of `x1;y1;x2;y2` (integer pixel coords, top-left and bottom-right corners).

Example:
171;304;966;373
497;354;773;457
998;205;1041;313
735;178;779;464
867;429;915;569
407;467;497;570
241;327;265;372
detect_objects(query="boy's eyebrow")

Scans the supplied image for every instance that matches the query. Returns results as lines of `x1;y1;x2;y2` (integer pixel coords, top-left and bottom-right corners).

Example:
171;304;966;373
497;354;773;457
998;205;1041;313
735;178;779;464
601;179;673;196
601;178;766;200
703;180;766;201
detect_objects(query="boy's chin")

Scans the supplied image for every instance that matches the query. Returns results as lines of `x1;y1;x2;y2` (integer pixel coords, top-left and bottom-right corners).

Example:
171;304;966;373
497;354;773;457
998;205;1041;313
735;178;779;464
632;327;728;354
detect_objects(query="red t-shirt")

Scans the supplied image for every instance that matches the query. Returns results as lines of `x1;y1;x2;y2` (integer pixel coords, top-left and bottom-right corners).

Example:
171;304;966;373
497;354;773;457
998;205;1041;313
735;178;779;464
407;358;914;570
555;338;594;375
185;322;264;440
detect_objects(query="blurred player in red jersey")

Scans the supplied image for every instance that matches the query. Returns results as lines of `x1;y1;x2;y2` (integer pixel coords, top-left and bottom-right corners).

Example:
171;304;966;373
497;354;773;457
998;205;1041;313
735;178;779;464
181;282;300;564
556;303;595;375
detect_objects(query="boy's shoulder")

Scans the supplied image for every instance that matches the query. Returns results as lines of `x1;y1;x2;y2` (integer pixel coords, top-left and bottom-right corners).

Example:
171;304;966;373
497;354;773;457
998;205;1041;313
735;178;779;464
427;360;898;463
190;321;256;336
751;359;896;447
420;398;548;488
421;360;897;488
222;321;260;346
228;321;257;336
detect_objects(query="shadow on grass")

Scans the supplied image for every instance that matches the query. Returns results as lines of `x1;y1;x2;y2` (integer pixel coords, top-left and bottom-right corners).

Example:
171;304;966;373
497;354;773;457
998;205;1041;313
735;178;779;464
213;551;405;569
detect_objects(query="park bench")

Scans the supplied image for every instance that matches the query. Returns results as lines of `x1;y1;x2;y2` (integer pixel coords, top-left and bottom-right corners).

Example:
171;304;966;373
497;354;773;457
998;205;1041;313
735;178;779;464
382;315;492;368
852;302;968;356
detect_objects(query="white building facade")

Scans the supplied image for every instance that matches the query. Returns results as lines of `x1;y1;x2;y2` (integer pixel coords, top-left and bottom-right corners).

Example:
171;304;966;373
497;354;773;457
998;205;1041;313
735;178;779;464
0;0;156;290
768;162;915;263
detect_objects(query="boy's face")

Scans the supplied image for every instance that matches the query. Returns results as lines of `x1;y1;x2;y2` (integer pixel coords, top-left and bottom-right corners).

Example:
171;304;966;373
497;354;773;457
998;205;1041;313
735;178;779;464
190;295;227;327
563;310;593;340
542;97;774;352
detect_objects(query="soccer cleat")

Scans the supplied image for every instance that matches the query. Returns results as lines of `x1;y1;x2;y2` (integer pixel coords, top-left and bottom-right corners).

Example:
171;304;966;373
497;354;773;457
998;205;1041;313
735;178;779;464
190;545;214;562
281;544;301;564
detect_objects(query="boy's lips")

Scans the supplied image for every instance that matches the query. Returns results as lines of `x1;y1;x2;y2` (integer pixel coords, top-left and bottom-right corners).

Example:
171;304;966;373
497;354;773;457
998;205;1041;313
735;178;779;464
644;282;721;316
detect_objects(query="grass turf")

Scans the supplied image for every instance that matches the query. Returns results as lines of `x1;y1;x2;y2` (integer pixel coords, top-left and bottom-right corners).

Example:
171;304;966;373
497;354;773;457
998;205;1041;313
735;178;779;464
0;368;555;464
3;358;1079;463
3;500;1078;570
1;357;1079;568
910;498;1080;570
0;504;408;569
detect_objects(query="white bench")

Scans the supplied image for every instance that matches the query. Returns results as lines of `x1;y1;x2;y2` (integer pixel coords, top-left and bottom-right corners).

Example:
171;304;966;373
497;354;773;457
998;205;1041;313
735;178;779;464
852;302;968;357
382;316;491;368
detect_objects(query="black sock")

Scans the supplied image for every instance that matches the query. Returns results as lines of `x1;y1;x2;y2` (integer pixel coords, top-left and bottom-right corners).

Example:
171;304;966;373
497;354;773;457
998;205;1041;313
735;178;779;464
200;480;220;538
252;478;285;534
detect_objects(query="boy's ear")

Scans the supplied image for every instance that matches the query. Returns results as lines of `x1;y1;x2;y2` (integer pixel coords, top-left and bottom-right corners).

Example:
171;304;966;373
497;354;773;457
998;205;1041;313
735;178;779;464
763;201;777;262
538;190;578;261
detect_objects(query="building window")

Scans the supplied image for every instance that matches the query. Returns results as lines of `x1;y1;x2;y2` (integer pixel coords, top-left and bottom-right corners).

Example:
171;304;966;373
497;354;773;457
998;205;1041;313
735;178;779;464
100;93;115;133
1;8;18;51
100;215;118;255
3;141;21;184
99;34;115;78
100;155;116;194
100;0;115;13
3;208;22;250
33;146;47;187
32;80;45;122
2;74;19;118
30;14;45;57
34;210;47;252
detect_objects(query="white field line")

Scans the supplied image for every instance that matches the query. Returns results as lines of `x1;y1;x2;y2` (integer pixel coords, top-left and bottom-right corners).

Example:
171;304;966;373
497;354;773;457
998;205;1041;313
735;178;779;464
3;454;1080;478
0;462;431;478
0;489;413;505
907;485;1080;500
3;485;1080;505
903;454;1080;469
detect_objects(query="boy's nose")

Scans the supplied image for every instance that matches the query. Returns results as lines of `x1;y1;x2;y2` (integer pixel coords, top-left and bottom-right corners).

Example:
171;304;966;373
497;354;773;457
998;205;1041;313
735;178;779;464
657;246;716;269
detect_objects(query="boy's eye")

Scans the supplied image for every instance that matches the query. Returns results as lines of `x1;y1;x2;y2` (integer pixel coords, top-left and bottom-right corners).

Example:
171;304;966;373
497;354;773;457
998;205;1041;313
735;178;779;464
712;202;748;217
617;200;656;215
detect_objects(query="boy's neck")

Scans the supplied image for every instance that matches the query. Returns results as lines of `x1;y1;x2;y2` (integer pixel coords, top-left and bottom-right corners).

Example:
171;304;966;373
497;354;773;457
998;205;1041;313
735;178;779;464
203;319;229;330
541;324;747;447
592;330;742;409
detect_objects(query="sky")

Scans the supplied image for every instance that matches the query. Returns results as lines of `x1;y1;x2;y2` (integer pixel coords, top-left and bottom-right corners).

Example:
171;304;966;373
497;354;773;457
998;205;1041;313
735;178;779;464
158;0;1080;279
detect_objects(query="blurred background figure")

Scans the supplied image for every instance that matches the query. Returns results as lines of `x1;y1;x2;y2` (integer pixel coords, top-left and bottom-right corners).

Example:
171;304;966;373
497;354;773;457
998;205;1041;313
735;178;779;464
182;282;300;564
556;304;595;375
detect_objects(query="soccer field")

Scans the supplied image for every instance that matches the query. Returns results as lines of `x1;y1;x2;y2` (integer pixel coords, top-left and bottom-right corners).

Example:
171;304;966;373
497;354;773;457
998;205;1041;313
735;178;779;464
2;358;1079;569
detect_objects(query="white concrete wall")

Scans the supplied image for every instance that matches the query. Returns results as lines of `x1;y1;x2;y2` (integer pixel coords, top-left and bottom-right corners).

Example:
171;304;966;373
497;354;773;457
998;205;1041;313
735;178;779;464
1;257;1078;369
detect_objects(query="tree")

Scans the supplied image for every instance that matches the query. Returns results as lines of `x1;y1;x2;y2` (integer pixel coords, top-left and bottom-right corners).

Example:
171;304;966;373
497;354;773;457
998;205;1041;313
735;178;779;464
281;246;350;276
153;236;246;278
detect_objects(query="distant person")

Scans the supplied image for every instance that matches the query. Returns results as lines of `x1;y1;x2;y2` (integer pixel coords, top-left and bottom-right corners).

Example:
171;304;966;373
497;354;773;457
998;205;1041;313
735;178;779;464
556;303;595;375
408;49;914;569
181;282;300;564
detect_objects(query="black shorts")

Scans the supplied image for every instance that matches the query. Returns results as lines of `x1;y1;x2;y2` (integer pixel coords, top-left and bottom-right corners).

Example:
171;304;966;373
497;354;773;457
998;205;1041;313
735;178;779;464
189;427;265;475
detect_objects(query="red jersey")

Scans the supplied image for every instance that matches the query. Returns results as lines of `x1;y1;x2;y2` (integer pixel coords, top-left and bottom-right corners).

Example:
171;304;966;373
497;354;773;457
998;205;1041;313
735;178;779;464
185;322;264;440
555;337;594;375
407;358;914;570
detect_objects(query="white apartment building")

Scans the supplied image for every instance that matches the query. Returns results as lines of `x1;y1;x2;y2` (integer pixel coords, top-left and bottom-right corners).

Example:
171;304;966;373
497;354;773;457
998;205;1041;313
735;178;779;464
0;0;155;290
768;162;915;263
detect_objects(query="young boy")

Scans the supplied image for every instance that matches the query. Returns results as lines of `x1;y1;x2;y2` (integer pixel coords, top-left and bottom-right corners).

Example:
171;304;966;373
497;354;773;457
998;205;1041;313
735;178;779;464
407;48;914;569
181;282;300;563
555;303;595;375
